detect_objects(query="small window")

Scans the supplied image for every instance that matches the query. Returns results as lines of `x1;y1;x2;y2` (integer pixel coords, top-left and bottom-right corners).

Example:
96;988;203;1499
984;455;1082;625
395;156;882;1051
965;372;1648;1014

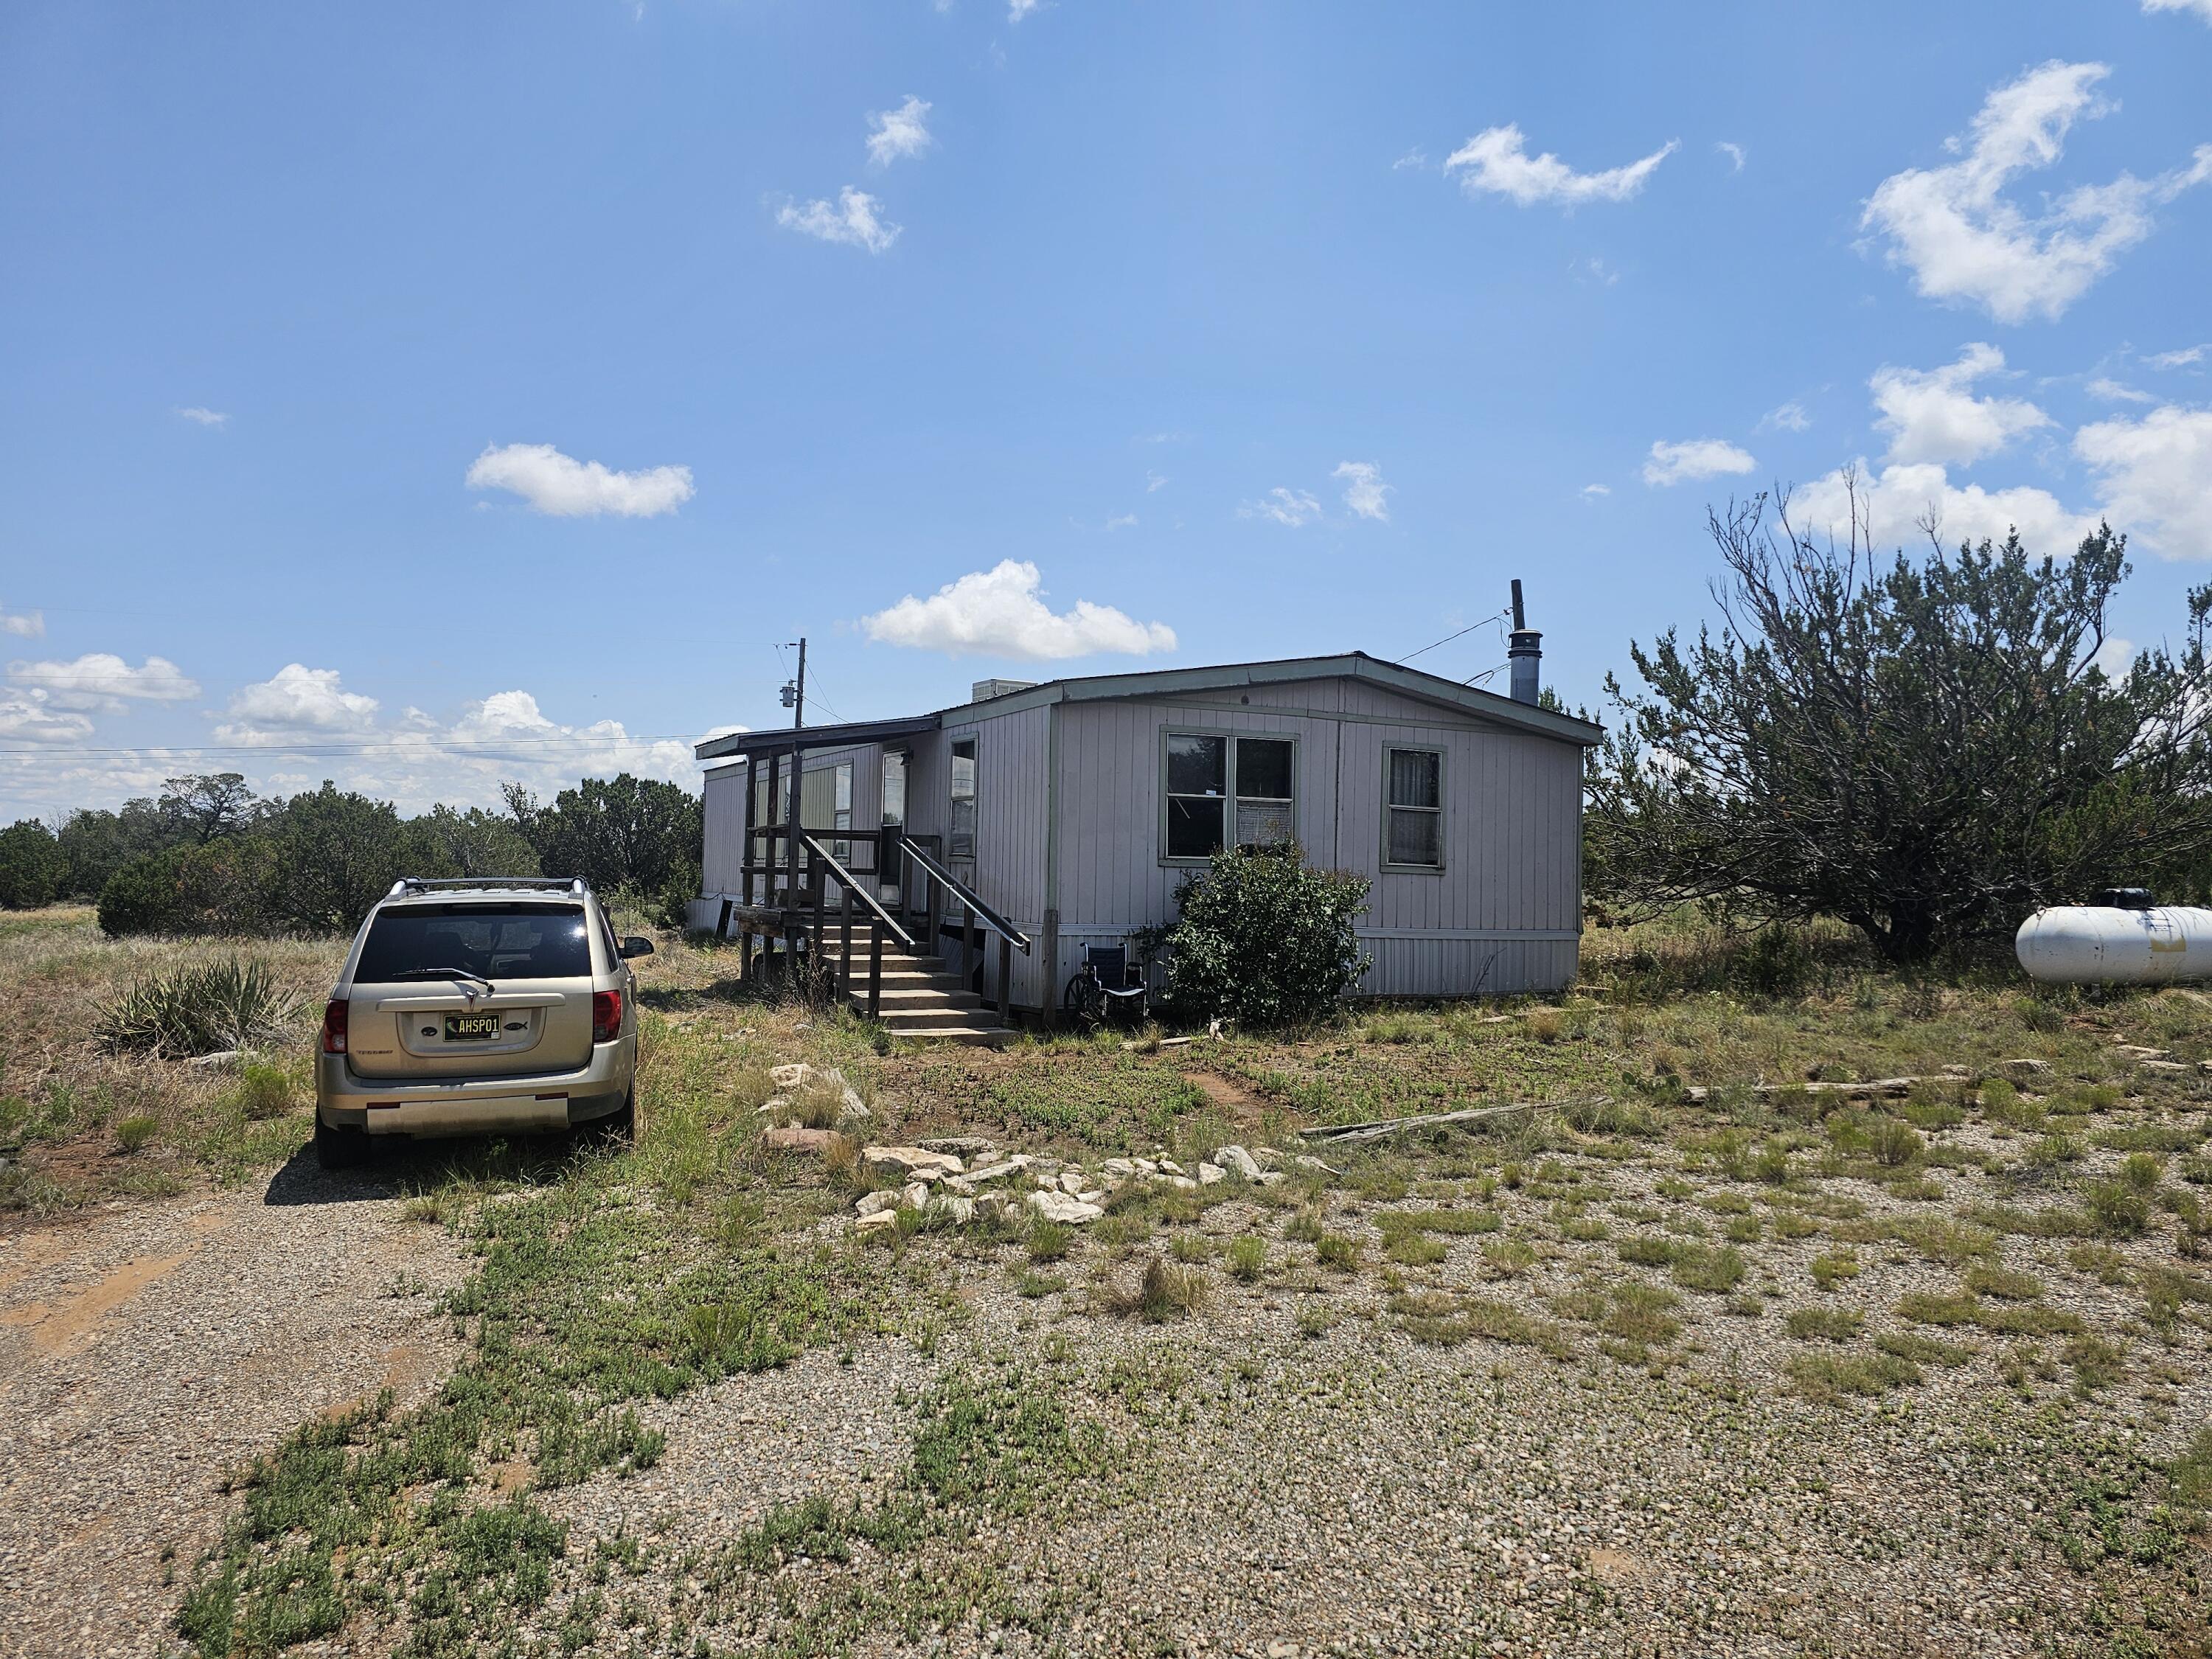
949;738;978;861
1384;747;1443;870
832;762;853;863
1163;732;1295;861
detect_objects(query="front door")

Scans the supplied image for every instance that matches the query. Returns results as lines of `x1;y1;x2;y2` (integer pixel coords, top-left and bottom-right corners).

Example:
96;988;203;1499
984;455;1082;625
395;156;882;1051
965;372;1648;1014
880;751;907;902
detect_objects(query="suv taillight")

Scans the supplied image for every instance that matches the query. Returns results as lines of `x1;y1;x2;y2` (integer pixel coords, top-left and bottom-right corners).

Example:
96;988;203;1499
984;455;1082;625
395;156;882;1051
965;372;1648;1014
592;990;622;1044
321;999;349;1054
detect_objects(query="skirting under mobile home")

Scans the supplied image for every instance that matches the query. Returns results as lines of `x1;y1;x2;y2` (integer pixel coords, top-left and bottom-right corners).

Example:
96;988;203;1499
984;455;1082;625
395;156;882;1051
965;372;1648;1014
689;652;1601;1015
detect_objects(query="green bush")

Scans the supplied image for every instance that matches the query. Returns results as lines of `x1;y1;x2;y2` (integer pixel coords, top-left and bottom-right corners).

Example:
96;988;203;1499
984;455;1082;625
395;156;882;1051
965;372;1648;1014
114;1114;160;1152
0;819;66;909
1155;842;1371;1028
94;958;304;1057
97;839;281;936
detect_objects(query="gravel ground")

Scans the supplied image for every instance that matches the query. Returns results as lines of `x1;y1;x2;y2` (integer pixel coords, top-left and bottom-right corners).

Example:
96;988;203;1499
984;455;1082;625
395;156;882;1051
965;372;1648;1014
0;1150;470;1659
512;1140;2209;1659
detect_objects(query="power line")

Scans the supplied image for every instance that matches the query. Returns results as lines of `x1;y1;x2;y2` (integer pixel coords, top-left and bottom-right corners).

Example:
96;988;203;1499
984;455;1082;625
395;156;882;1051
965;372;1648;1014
1398;607;1509;665
0;734;709;758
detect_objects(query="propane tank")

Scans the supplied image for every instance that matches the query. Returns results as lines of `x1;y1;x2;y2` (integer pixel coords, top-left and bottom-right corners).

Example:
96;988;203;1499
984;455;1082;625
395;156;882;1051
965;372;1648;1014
2015;891;2212;984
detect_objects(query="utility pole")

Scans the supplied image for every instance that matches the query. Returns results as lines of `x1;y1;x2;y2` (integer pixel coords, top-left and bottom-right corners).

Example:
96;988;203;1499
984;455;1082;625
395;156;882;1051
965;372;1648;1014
779;637;807;728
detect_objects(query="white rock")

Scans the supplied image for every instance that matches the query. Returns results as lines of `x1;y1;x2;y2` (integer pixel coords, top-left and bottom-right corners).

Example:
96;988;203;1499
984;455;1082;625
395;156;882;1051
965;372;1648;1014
963;1156;1032;1186
1134;1158;1159;1176
1291;1155;1342;1176
1102;1158;1138;1180
1256;1170;1287;1186
1077;1189;1105;1206
770;1062;814;1089
1058;1170;1087;1195
942;1175;976;1196
1164;1175;1197;1191
863;1145;964;1180
974;1192;1013;1222
754;1094;791;1117
855;1190;900;1217
1026;1190;1104;1225
900;1181;929;1211
1158;1158;1186;1176
853;1210;897;1235
1197;1163;1225;1186
837;1088;872;1124
1214;1145;1262;1180
938;1196;976;1224
1252;1146;1284;1169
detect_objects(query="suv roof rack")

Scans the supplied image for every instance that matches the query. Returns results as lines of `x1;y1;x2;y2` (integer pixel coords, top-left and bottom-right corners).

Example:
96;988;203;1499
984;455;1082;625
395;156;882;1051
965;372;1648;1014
386;876;591;899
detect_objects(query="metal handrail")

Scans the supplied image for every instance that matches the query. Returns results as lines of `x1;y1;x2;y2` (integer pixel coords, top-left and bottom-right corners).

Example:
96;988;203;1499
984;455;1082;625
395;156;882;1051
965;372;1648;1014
796;832;916;953
900;838;1032;953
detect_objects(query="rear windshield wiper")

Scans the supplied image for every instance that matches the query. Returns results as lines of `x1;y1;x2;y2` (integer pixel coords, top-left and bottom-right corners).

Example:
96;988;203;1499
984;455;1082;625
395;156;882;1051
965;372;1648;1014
383;966;497;994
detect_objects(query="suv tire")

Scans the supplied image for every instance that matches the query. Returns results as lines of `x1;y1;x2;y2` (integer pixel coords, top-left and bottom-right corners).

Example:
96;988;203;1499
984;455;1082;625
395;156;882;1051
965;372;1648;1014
315;1113;369;1171
603;1089;636;1144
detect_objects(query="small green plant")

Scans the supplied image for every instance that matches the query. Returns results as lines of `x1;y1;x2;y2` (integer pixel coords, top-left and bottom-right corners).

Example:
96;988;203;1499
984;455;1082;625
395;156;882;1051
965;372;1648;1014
1315;1234;1361;1271
114;1114;159;1153
1100;1256;1209;1322
1385;1231;1447;1266
1963;1264;2042;1301
1296;1303;1338;1339
1787;1349;1921;1404
1868;1116;1925;1167
94;957;303;1057
1226;1234;1267;1281
1786;1305;1865;1342
2062;1334;2127;1394
1481;1237;1537;1277
1283;1209;1324;1245
1027;1217;1072;1263
1014;1269;1067;1299
233;1060;296;1121
1809;1251;1861;1291
1670;1244;1745;1294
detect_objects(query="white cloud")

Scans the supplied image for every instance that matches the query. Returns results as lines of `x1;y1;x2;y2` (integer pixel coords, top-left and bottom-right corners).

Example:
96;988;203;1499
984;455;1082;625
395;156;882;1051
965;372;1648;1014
775;187;901;254
2093;635;2137;679
866;96;933;168
2148;345;2206;369
1759;401;1812;433
1392;148;1427;172
0;690;93;745
1007;0;1041;19
1580;484;1611;499
1790;460;2096;557
1238;487;1323;527
465;442;694;518
1641;439;1756;487
2088;377;2157;404
175;406;228;428
214;664;380;743
1333;461;1391;521
1103;513;1138;531
1444;124;1676;207
1860;61;2212;324
0;601;42;639
2143;0;2212;21
1868;343;2050;465
5;653;200;712
1145;470;1168;493
1717;142;1746;172
1570;255;1620;287
860;560;1176;660
2075;405;2212;560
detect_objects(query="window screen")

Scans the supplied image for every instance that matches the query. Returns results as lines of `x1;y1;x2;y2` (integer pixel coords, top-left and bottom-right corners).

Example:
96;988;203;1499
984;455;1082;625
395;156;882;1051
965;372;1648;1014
950;739;978;860
1164;734;1294;859
1385;748;1443;868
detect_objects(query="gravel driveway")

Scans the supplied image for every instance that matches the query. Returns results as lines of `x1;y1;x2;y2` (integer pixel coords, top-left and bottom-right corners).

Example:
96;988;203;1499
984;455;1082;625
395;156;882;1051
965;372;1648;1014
0;1153;470;1658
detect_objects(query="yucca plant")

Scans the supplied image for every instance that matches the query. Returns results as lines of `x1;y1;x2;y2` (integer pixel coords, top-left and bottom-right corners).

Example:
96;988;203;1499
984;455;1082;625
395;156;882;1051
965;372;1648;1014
94;957;304;1058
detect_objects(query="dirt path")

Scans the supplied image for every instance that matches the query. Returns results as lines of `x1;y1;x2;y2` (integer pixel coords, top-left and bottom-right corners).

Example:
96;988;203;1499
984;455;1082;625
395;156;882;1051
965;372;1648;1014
0;1155;472;1658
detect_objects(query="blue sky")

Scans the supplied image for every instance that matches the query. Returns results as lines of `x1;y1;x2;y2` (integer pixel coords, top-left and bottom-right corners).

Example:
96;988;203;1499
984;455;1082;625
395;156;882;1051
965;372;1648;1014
5;0;2211;818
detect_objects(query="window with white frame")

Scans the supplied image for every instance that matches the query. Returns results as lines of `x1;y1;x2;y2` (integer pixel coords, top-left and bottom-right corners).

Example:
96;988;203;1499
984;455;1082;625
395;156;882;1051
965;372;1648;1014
949;737;977;861
1383;746;1443;869
1164;732;1295;860
832;761;852;863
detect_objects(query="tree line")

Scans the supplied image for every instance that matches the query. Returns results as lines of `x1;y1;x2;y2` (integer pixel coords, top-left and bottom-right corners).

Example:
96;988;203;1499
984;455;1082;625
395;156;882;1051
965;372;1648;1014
0;772;702;935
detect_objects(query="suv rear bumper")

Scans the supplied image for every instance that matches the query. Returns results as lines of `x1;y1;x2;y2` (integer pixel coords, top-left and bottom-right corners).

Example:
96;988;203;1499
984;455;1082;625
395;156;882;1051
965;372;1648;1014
316;1041;633;1138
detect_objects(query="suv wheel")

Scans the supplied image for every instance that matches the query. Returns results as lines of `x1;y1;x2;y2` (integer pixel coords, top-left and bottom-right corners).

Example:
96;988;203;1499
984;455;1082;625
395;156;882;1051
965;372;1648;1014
315;1112;369;1171
602;1089;636;1145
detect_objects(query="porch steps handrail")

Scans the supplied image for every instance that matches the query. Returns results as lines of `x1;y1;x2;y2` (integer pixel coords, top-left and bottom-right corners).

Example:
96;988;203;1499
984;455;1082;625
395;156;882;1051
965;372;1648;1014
897;838;1032;954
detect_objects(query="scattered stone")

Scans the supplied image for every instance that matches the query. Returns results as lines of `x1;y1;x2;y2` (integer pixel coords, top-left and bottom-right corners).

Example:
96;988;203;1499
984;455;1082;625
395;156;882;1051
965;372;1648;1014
1256;1171;1287;1186
184;1049;246;1070
862;1145;964;1180
1999;1057;2053;1075
1163;1175;1197;1191
1214;1145;1262;1180
1078;1189;1107;1206
855;1190;901;1217
917;1135;996;1156
1197;1162;1225;1186
1158;1158;1186;1176
852;1209;897;1236
763;1127;835;1154
1027;1190;1104;1225
960;1156;1032;1186
1058;1170;1087;1195
769;1062;813;1089
899;1181;929;1211
2143;1059;2190;1073
936;1197;975;1224
1102;1158;1138;1180
1290;1155;1343;1177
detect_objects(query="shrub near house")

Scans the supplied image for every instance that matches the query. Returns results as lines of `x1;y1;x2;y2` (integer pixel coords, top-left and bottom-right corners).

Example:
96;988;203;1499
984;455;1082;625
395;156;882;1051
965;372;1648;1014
1155;841;1371;1028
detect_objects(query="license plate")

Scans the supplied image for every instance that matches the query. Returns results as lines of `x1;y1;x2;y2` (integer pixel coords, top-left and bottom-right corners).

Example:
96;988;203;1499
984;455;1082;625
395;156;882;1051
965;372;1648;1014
445;1012;501;1041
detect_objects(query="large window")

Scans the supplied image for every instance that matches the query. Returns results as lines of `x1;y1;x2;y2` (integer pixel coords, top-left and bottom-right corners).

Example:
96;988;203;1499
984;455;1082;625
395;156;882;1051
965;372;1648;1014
949;737;977;861
1164;732;1295;861
1383;746;1444;870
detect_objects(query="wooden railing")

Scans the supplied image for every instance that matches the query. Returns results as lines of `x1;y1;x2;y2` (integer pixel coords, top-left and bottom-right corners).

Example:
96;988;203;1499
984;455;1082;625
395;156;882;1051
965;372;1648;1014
724;820;1032;1023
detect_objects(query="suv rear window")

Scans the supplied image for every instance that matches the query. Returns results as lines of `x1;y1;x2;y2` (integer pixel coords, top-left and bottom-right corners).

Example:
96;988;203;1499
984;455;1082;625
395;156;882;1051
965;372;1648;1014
355;903;593;982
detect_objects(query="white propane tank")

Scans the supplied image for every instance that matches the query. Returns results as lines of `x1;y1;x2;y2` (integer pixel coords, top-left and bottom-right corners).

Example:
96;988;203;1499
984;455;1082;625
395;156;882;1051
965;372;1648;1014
2015;897;2212;984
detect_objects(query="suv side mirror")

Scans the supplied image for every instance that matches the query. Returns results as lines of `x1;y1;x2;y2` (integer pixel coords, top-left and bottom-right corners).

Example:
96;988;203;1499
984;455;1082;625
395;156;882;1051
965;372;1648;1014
619;936;655;959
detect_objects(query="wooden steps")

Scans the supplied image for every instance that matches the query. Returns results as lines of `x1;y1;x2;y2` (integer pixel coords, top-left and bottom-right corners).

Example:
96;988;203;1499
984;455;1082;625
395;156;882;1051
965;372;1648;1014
818;942;1014;1046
